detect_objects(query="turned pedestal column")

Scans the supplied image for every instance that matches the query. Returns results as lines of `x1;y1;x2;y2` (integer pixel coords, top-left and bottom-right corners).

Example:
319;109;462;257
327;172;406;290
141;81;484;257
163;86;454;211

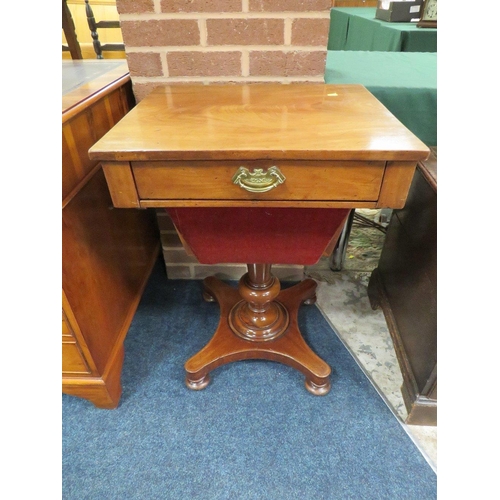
185;263;331;395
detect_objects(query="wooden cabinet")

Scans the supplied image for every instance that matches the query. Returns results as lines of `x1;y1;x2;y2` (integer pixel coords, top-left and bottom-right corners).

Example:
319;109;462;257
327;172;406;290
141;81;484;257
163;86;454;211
368;148;437;425
62;61;159;408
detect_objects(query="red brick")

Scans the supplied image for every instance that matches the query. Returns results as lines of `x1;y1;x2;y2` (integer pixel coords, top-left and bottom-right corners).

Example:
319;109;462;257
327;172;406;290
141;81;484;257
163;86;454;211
127;52;163;77
249;0;330;11
291;18;330;46
167;51;242;76
120;20;200;47
207;19;284;45
161;0;241;12
249;50;326;76
116;0;155;14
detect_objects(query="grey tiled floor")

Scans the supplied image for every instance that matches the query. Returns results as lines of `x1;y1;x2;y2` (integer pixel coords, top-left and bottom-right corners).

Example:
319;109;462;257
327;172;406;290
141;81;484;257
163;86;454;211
306;209;437;472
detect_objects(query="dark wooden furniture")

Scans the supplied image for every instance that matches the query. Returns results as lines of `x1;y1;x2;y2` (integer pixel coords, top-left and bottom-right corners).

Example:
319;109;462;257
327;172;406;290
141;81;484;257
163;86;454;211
368;148;437;425
89;84;428;396
63;61;159;408
62;0;82;59
85;0;125;59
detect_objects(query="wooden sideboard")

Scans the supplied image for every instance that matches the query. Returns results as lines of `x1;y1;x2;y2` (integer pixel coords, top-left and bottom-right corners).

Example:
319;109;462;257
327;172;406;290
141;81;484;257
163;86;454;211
368;148;437;425
62;61;159;408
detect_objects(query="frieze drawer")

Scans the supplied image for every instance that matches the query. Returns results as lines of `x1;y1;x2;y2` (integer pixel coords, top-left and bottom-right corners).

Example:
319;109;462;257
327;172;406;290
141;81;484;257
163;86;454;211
131;160;385;202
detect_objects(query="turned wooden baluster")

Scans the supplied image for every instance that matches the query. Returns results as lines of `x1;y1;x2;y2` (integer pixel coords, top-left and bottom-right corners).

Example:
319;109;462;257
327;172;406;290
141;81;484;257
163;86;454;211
85;0;103;59
229;264;289;342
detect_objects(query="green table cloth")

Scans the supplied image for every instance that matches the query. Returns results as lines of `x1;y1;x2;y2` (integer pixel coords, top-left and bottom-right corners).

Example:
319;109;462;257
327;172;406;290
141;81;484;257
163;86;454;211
324;51;437;146
328;7;437;53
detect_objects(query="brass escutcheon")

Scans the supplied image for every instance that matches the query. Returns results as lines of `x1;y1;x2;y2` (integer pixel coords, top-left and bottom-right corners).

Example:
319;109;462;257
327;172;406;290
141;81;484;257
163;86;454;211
232;166;286;193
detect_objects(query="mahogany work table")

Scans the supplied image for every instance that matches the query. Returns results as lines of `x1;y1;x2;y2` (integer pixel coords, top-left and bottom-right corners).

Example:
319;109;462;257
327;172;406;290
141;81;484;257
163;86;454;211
89;84;429;396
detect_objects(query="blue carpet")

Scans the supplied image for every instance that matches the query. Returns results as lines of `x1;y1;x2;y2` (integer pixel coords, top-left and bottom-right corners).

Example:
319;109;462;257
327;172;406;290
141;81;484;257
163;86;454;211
63;261;437;499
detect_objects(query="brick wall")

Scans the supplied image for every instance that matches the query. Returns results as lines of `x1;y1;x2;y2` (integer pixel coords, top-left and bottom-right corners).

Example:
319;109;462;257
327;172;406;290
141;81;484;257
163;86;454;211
115;0;331;279
116;0;332;100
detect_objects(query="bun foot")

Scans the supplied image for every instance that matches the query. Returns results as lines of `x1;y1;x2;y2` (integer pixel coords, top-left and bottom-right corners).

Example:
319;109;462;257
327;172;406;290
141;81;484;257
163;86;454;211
305;378;331;396
186;373;210;390
202;290;216;303
186;271;332;395
303;294;317;306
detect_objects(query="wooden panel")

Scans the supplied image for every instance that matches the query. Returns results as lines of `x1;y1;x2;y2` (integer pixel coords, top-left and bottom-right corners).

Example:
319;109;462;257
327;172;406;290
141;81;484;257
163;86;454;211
381;170;437;391
139;199;377;209
62;111;96;200
62;76;133;204
132;160;385;202
102;161;141;207
62;313;74;340
62;289;98;375
62;343;91;374
377;161;418;209
61;344;125;409
368;154;437;425
62;168;158;374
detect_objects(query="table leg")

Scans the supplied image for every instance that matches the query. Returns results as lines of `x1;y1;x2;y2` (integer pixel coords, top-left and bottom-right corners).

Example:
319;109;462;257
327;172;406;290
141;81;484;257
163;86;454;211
185;263;331;395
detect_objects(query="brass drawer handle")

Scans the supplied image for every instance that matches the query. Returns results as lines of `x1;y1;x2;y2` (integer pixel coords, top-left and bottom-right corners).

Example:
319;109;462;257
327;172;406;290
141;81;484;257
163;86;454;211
232;166;286;193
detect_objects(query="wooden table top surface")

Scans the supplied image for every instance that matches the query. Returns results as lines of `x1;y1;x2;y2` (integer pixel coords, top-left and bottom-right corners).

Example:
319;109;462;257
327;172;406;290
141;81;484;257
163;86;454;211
89;84;429;162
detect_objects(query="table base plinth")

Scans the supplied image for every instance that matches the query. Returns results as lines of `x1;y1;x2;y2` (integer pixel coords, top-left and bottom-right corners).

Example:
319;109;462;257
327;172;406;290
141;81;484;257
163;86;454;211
185;269;332;395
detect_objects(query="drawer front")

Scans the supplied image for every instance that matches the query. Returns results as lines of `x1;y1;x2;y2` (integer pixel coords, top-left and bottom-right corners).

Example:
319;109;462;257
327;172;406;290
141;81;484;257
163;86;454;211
62;342;91;374
132;160;385;202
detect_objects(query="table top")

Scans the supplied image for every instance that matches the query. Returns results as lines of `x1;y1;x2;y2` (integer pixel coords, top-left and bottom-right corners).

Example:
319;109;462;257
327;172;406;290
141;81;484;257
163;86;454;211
328;7;437;52
89;84;428;163
62;60;129;116
324;51;436;146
